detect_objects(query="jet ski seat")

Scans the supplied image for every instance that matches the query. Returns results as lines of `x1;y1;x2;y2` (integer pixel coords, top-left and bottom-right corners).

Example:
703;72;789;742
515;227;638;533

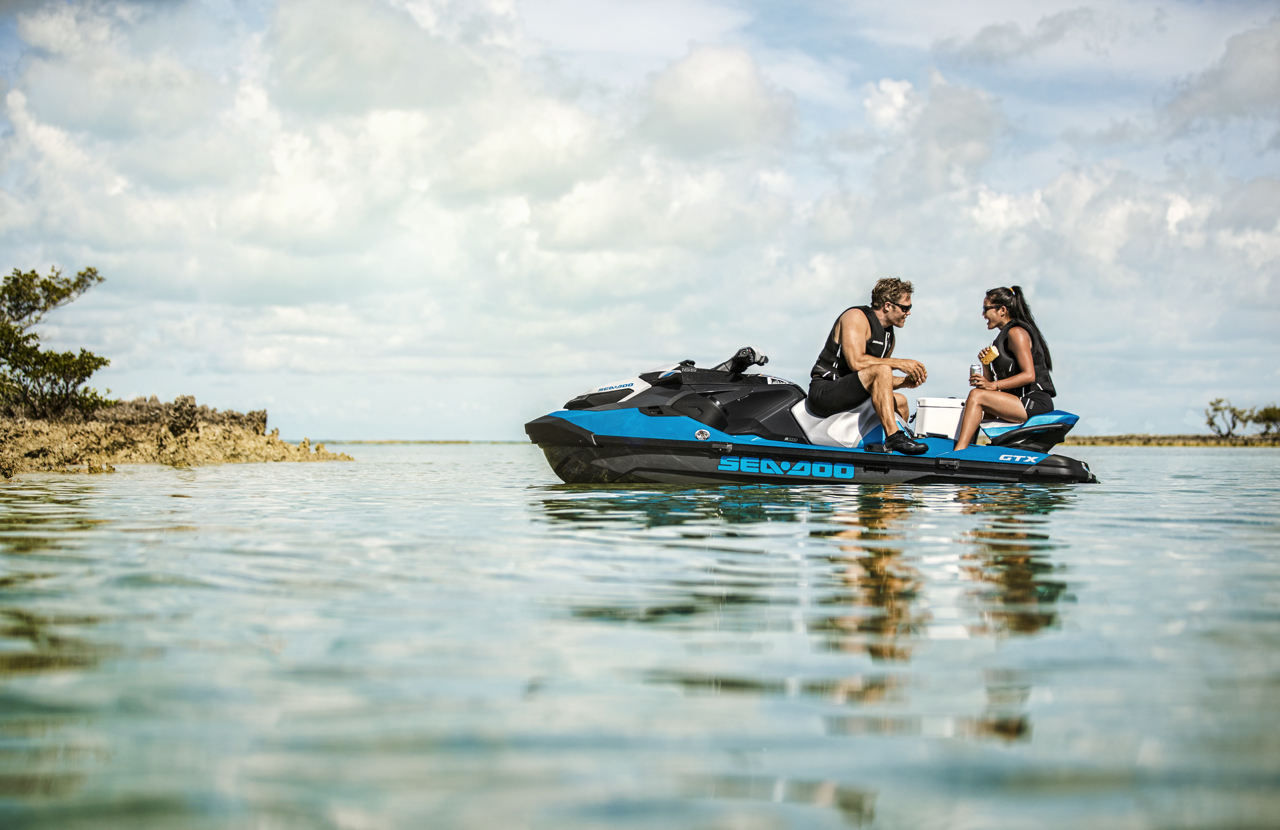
791;401;1078;453
981;411;1080;452
980;417;1021;434
790;398;910;449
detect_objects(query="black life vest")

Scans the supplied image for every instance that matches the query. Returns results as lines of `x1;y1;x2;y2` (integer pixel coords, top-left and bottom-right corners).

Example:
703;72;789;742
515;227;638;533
811;306;894;381
991;322;1056;398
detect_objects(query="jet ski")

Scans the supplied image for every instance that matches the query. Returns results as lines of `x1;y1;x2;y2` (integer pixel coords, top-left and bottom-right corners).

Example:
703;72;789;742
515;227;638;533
525;347;1097;485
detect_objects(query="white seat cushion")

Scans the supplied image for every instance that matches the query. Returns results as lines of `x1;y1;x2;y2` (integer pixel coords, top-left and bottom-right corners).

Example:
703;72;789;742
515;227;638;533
791;398;888;448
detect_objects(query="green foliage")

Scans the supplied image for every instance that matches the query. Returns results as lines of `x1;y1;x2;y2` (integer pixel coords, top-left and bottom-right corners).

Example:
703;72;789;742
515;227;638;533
0;266;111;420
1250;405;1280;435
1205;398;1280;438
1205;398;1247;437
1;267;103;332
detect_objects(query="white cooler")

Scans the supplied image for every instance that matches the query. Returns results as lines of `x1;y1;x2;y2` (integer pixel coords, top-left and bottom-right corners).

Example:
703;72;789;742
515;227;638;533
915;397;965;439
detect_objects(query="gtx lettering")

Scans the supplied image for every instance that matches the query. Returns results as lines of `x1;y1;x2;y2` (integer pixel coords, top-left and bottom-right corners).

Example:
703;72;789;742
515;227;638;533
998;454;1038;463
718;456;856;479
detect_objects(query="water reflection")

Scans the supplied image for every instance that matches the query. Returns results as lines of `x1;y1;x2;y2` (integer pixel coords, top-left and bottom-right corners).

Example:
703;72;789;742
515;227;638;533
954;485;1074;637
646;669;906;707
824;709;1029;741
0;483;106;559
682;775;876;826
811;487;1039;742
0;483;114;803
539;484;815;529
810;487;926;662
536;482;1077;751
0;714;107;799
0;484;113;677
544;486;819;628
0;607;112;675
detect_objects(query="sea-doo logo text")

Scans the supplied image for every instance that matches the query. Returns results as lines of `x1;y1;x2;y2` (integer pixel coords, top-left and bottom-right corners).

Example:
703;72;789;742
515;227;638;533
595;383;634;392
718;456;856;479
998;454;1038;463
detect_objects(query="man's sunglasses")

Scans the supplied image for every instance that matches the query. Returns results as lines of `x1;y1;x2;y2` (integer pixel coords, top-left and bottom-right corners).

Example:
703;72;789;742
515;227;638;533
889;300;912;312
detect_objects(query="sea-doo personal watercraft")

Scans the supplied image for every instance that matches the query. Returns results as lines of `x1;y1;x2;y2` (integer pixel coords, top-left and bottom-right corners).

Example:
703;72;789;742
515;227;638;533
525;348;1096;485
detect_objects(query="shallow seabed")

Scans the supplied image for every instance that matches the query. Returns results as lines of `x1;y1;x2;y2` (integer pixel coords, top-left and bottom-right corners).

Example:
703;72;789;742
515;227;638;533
1;445;1278;829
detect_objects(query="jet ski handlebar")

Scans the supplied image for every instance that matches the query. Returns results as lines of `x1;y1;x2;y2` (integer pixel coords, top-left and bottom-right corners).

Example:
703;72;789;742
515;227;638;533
711;347;769;376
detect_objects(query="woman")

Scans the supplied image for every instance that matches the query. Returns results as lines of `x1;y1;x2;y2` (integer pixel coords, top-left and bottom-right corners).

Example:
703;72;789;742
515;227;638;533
952;286;1056;452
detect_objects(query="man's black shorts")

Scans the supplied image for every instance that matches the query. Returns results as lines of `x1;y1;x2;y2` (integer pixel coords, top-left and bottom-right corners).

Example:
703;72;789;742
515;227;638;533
808;375;870;418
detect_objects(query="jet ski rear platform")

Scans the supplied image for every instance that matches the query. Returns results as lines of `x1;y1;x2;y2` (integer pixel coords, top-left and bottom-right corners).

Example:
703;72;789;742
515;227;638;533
525;347;1096;486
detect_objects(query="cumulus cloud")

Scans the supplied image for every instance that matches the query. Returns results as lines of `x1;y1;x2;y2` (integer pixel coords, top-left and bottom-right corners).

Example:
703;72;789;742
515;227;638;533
934;7;1117;65
266;0;483;116
1061;14;1280;154
1209;178;1280;233
868;73;1004;199
863;78;916;131
534;159;791;254
434;96;608;199
18;23;226;140
519;0;749;61
1163;16;1280;132
639;45;795;157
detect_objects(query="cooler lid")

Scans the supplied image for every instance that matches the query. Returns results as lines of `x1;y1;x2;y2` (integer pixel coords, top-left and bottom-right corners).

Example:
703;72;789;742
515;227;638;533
915;397;964;409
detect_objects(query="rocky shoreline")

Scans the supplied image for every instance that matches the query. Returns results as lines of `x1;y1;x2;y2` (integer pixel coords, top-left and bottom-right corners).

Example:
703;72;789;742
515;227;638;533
1;395;351;478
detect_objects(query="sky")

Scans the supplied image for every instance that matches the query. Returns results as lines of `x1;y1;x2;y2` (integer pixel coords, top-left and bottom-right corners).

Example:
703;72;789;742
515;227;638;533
0;0;1277;439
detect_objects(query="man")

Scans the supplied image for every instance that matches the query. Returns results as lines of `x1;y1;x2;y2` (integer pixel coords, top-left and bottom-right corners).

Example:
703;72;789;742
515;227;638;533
809;277;929;454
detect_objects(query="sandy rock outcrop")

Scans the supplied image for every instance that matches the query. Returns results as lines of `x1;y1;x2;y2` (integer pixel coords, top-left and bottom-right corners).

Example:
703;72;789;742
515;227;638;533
91;394;268;434
1;395;351;478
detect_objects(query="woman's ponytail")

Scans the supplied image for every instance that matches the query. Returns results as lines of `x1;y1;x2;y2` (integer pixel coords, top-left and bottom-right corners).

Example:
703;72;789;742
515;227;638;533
1006;286;1023;320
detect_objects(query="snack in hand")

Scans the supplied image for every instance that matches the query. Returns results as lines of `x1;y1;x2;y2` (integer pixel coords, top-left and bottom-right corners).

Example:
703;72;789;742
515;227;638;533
979;345;999;364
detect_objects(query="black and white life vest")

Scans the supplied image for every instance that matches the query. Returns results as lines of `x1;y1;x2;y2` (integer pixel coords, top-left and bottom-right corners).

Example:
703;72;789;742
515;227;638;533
991;322;1056;398
811;306;894;381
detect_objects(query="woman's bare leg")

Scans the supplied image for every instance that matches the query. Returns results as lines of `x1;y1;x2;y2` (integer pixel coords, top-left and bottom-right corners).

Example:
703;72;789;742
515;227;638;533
953;389;1028;451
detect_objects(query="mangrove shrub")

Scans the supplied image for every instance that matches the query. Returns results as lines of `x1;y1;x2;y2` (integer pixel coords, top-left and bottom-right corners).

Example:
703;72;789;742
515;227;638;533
0;267;112;420
1205;398;1280;438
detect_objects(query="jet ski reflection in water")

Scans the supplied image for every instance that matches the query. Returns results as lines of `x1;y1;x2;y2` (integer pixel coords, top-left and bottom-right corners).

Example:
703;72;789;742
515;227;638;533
525;346;1096;485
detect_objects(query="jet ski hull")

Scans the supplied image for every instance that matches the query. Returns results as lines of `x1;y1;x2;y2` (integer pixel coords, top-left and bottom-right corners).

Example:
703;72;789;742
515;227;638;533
527;412;1096;486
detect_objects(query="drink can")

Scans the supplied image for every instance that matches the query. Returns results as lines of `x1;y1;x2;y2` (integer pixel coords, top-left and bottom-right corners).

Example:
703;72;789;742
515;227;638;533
969;364;983;379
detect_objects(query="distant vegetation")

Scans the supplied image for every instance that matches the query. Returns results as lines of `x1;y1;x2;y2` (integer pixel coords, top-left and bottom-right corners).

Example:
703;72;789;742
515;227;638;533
0;266;113;420
1206;398;1280;438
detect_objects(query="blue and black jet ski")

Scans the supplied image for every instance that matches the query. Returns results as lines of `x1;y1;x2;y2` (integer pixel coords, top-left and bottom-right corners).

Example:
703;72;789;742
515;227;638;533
525;347;1096;485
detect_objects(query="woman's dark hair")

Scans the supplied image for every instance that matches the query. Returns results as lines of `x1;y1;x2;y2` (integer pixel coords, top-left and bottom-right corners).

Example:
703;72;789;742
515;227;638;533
986;285;1053;369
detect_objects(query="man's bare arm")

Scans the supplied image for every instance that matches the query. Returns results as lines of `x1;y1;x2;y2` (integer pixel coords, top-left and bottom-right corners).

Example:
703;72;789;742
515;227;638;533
838;309;927;384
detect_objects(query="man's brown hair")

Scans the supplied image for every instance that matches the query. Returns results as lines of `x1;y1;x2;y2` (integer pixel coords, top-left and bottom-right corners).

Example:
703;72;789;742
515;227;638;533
871;277;914;308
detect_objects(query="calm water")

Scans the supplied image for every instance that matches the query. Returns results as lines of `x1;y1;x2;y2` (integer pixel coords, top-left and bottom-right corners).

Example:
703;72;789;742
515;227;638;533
1;445;1278;829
